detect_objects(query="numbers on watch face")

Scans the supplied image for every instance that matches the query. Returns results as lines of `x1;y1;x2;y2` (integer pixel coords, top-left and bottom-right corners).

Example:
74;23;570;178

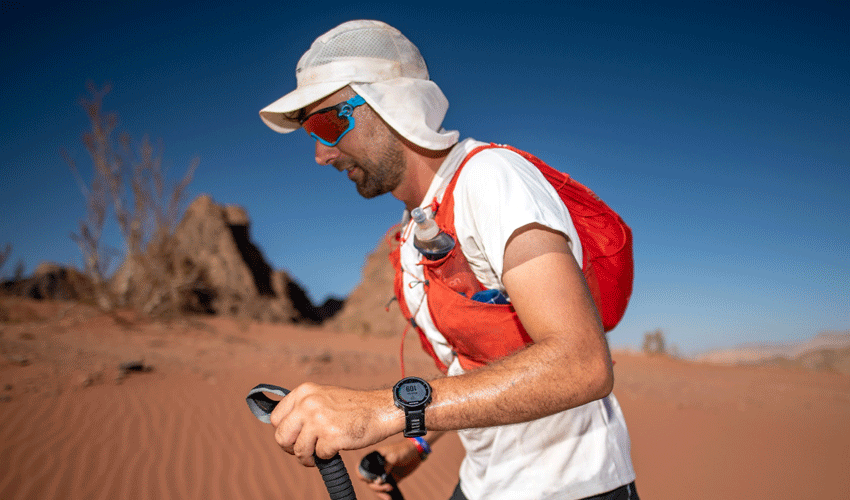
396;379;430;405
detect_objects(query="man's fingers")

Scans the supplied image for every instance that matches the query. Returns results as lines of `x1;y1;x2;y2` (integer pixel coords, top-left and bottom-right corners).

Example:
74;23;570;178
367;480;394;493
274;416;304;455
292;430;319;467
314;439;341;461
268;388;295;427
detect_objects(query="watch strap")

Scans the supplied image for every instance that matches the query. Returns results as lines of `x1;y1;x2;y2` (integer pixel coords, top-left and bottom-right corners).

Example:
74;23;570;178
403;408;426;437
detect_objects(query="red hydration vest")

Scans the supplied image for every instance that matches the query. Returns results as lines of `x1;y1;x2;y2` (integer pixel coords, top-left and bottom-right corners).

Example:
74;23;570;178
389;144;634;373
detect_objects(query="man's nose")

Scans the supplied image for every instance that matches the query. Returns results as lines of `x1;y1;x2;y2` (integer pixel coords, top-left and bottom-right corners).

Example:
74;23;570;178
314;140;340;166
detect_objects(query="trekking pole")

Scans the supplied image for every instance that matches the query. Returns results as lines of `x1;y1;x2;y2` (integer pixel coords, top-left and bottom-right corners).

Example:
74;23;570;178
359;451;406;500
246;384;356;500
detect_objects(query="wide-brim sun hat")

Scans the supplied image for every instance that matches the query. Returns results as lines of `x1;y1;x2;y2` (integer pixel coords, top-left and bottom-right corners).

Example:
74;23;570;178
259;20;459;151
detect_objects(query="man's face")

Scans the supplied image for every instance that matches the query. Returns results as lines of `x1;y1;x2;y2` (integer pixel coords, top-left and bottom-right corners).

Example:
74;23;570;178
304;89;406;199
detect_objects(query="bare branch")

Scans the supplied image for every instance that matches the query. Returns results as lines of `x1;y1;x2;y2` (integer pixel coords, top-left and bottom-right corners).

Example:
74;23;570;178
67;82;200;317
0;244;11;280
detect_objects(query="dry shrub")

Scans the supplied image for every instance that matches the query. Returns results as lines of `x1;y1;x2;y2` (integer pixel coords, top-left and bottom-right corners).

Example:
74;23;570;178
65;82;199;317
0;244;11;281
0;245;11;323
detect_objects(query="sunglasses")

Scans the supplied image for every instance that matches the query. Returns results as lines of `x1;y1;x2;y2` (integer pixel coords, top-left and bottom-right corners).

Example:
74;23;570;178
301;95;367;147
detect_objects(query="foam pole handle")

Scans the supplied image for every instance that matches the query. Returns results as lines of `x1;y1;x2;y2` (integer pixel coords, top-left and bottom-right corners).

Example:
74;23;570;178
317;455;357;500
246;384;357;500
359;451;405;500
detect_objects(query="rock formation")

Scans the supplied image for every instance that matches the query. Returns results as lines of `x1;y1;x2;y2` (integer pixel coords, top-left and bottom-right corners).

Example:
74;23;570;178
4;193;398;329
1;263;93;302
110;194;325;322
325;234;409;337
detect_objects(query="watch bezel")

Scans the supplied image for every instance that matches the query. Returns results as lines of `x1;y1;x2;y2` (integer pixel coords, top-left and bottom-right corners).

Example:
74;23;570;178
393;377;432;410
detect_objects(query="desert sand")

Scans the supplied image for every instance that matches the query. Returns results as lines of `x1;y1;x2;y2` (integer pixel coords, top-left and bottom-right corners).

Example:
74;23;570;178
1;296;848;500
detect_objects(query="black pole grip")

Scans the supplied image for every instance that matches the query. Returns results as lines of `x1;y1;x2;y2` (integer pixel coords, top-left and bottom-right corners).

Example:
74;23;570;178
359;451;405;500
246;384;357;500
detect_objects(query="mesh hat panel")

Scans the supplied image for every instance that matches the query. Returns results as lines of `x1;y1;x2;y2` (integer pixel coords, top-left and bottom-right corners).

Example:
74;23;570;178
297;24;429;83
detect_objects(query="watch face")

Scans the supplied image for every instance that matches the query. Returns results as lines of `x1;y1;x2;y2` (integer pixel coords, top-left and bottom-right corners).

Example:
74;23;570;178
395;378;431;406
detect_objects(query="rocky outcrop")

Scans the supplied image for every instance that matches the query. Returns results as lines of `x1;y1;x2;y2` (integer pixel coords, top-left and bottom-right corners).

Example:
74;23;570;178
7;194;358;326
110;194;332;322
168;195;279;315
325;234;408;337
1;263;93;302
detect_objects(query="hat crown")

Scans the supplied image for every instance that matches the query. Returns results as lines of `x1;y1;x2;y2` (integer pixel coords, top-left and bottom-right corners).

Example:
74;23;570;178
296;20;429;83
260;20;458;150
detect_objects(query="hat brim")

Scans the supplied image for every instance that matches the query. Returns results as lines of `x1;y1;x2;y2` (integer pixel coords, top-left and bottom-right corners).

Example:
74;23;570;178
259;81;350;134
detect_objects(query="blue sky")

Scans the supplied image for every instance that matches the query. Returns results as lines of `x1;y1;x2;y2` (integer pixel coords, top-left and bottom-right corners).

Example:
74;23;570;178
1;1;847;355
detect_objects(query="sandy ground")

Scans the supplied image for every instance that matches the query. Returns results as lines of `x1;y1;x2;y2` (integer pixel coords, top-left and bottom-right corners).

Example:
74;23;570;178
1;297;848;500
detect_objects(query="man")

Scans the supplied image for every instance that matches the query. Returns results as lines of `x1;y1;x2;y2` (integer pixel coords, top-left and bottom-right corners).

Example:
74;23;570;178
258;20;638;500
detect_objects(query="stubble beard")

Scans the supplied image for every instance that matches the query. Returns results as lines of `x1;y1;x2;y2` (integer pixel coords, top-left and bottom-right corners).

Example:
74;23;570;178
337;140;405;199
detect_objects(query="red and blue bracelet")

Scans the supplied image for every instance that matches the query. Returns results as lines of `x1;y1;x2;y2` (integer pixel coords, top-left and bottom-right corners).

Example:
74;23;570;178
408;436;432;460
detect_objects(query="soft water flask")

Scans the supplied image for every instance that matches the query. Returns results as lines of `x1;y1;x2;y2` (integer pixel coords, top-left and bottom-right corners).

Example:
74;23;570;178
411;207;455;260
471;288;510;304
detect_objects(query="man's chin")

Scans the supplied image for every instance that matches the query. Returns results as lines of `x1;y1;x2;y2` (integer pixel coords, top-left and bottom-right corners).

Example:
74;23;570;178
354;179;394;199
355;186;387;199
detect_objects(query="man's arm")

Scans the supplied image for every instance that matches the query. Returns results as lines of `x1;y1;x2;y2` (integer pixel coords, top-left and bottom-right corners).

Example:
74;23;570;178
425;222;613;429
270;223;613;464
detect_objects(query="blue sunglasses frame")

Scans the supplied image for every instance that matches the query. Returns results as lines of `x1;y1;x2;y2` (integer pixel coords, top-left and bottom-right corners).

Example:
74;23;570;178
301;95;367;147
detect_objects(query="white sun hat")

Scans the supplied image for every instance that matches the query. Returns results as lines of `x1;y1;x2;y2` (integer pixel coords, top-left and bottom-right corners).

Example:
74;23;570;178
259;20;459;151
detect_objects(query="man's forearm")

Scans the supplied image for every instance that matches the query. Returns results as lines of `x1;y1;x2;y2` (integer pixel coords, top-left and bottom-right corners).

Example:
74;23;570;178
419;334;613;432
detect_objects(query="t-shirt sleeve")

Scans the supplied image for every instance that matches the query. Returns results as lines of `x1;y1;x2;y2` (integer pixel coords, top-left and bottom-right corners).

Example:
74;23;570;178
452;148;582;289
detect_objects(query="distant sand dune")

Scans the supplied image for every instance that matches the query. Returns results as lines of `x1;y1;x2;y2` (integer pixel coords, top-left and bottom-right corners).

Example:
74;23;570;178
697;331;850;364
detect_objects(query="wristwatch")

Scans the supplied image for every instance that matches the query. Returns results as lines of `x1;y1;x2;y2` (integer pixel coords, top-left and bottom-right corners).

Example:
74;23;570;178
393;377;432;437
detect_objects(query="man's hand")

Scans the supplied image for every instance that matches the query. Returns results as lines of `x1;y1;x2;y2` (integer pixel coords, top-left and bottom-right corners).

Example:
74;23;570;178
269;382;402;466
359;439;422;499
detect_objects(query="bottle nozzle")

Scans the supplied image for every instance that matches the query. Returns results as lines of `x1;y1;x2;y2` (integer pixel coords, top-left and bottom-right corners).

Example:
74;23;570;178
411;207;427;224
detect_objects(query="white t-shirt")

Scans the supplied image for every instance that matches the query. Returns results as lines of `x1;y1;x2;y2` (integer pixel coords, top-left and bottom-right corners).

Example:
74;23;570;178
398;139;635;500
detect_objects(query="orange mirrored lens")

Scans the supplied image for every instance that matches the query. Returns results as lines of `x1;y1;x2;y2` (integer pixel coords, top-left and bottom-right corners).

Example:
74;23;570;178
303;109;348;144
